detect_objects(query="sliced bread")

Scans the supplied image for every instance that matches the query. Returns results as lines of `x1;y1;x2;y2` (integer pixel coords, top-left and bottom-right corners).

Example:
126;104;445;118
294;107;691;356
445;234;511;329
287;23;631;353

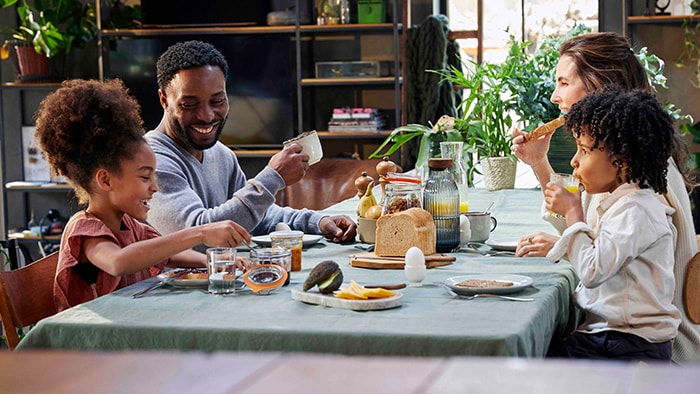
374;208;436;257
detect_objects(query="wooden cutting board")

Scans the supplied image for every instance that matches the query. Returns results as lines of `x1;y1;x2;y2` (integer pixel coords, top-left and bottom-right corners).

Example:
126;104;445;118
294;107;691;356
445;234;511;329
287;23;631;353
349;252;455;269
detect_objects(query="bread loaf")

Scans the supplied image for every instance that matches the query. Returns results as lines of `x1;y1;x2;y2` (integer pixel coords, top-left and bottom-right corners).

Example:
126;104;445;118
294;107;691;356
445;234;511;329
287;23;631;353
374;208;436;257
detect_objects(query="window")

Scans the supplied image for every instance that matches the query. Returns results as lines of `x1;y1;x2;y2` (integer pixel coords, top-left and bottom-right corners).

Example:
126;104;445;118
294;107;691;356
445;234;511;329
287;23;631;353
448;0;598;63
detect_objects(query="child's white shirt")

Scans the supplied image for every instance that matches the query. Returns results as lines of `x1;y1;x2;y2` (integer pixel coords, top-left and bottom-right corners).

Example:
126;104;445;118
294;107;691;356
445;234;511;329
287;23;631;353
547;183;681;343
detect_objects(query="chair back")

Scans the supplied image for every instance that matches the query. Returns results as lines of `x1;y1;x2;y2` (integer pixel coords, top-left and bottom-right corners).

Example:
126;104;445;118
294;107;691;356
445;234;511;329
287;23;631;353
0;252;59;350
0;239;32;270
276;158;398;210
684;251;700;324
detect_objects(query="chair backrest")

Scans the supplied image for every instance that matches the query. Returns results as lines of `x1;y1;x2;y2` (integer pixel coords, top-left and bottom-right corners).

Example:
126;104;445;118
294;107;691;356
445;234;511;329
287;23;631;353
0;252;59;350
0;239;32;270
684;251;700;324
275;158;393;210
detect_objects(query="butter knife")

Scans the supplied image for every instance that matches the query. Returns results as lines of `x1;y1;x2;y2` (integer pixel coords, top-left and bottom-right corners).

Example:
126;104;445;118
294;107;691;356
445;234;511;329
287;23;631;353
132;269;191;298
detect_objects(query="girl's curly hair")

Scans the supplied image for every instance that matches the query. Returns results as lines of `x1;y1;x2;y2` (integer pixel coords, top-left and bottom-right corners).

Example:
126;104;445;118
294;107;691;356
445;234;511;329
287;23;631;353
565;88;673;194
34;79;145;204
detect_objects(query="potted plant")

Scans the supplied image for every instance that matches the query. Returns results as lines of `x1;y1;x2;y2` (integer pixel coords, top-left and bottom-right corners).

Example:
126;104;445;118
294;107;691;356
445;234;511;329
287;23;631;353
0;0;97;81
369;56;520;191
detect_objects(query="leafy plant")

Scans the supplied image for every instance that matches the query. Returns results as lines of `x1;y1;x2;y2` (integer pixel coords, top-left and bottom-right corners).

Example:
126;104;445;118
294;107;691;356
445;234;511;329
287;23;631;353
505;24;590;130
104;0;141;30
0;0;97;57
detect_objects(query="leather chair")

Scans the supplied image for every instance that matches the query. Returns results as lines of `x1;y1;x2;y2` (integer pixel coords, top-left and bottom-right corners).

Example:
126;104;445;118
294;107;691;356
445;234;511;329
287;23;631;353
275;158;393;210
0;252;59;350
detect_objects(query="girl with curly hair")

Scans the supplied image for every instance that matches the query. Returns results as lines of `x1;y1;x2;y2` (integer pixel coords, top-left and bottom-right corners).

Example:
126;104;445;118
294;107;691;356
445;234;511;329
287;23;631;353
34;79;251;311
545;89;681;361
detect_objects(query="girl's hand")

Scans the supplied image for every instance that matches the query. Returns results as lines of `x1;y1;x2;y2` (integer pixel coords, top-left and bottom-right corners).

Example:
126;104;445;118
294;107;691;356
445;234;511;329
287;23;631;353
201;220;251;248
516;232;559;257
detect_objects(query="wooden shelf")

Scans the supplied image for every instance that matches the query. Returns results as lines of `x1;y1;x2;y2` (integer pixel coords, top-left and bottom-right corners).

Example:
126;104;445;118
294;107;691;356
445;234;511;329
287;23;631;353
301;77;400;86
627;15;700;24
8;232;61;241
99;23;400;38
5;182;74;191
316;131;391;139
0;82;61;89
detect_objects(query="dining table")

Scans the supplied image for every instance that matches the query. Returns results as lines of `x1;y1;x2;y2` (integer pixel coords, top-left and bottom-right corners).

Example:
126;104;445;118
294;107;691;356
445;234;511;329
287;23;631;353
16;188;580;357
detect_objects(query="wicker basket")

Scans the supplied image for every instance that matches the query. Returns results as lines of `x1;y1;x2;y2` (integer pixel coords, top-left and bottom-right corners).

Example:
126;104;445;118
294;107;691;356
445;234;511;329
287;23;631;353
480;157;517;191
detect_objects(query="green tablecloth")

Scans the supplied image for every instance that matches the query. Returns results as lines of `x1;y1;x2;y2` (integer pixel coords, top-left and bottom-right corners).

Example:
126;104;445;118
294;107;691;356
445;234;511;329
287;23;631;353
17;189;579;357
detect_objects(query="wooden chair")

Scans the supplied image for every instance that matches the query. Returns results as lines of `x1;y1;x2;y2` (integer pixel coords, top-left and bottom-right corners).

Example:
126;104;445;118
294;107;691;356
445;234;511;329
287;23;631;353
684;251;700;324
0;252;59;350
275;158;396;210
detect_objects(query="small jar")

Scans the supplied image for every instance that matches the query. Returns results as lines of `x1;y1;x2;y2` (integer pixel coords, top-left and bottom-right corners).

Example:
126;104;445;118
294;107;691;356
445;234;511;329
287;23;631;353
249;248;292;286
382;182;422;215
269;230;303;272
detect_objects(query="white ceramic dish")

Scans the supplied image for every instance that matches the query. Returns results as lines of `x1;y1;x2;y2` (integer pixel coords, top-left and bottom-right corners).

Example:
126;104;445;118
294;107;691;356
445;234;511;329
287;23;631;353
252;234;323;247
291;288;403;311
159;269;245;289
444;274;533;296
484;239;519;252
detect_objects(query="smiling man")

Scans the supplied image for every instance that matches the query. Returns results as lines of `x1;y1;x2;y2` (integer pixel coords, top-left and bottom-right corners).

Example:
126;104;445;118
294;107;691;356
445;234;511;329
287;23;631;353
144;41;356;251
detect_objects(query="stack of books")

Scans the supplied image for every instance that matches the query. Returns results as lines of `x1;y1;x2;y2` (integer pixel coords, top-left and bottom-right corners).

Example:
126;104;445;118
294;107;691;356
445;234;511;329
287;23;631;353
328;107;385;132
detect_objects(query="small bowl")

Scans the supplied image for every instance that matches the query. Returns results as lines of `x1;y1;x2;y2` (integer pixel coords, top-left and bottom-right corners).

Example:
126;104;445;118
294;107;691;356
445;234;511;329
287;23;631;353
243;264;288;295
357;217;377;244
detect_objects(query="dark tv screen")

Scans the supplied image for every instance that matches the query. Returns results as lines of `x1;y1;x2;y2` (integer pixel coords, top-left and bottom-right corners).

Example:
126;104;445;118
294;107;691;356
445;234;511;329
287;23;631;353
104;35;295;147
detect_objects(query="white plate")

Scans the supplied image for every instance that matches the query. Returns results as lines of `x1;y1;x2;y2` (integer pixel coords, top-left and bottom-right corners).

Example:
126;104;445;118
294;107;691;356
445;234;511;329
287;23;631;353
291;288;403;311
158;269;208;288
251;234;323;247
485;239;519;252
444;274;533;296
158;269;245;289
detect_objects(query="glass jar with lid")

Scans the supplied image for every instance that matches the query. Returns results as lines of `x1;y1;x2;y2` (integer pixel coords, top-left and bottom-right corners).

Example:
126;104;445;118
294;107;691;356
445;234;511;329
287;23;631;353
381;181;423;216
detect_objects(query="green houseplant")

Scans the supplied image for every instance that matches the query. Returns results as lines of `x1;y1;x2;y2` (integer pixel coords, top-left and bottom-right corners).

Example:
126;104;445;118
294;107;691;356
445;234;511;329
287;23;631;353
1;0;97;80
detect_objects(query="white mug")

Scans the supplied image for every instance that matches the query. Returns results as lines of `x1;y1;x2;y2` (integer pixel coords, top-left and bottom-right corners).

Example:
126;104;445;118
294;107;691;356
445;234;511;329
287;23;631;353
464;212;497;242
284;130;323;165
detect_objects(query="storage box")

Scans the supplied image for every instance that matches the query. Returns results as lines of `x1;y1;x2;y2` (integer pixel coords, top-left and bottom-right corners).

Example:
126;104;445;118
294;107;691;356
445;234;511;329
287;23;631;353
358;0;386;24
315;61;381;78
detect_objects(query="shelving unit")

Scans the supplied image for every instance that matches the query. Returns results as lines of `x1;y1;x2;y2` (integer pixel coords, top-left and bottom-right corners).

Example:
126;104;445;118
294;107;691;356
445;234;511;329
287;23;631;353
621;0;700;125
94;1;407;167
0;81;75;252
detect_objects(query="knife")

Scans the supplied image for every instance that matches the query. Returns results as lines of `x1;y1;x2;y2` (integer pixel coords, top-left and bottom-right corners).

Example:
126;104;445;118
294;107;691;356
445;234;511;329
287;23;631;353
132;269;191;298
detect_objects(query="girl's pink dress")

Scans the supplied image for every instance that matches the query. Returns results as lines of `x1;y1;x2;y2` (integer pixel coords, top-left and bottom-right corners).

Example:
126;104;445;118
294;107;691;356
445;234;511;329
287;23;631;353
54;211;167;311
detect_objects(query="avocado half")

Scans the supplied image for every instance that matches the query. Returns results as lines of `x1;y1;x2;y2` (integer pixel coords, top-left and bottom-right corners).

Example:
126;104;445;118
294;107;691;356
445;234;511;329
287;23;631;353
303;260;343;294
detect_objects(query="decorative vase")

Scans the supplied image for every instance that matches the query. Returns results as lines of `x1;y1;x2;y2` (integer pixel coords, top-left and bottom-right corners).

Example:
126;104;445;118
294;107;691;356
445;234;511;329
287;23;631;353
11;41;52;82
480;156;517;191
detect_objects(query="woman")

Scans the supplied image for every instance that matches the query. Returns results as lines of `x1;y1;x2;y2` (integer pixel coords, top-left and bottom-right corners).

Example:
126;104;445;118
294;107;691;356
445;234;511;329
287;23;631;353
510;32;699;362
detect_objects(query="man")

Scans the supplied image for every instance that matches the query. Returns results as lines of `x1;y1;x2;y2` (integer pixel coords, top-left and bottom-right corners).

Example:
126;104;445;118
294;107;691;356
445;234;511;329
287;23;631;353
144;40;356;249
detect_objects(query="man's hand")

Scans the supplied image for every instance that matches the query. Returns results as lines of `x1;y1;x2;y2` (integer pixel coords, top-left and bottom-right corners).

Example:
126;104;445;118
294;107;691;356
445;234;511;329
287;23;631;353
269;143;309;186
319;215;357;243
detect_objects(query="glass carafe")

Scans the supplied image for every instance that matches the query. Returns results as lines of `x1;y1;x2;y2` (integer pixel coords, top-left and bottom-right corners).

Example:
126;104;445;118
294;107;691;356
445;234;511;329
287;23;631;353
423;158;460;253
440;141;469;213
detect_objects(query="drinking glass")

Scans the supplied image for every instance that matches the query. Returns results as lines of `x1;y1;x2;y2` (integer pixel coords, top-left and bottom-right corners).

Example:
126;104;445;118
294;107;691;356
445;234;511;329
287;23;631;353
207;248;238;294
549;173;580;216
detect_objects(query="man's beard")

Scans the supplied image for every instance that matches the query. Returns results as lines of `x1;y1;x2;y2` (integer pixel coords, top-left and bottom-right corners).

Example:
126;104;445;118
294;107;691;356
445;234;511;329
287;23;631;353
169;115;227;151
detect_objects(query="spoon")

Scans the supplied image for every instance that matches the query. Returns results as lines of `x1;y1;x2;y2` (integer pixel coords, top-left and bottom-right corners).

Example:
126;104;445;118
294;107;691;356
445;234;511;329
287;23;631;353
242;241;258;260
483;201;495;214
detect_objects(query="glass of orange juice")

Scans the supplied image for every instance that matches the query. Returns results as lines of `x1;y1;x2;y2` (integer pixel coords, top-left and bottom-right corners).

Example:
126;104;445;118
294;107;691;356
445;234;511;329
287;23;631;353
549;173;579;217
550;172;580;193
